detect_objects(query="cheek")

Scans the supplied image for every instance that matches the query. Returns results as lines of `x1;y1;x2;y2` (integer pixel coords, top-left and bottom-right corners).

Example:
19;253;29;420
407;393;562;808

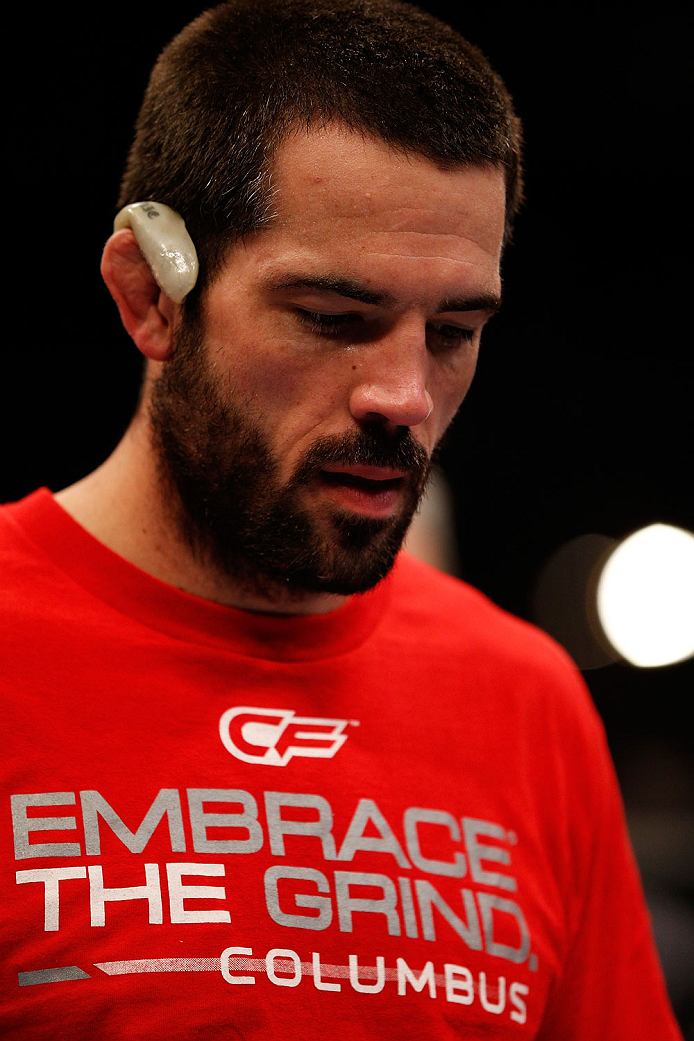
210;339;350;458
431;349;480;432
204;316;309;412
250;350;344;414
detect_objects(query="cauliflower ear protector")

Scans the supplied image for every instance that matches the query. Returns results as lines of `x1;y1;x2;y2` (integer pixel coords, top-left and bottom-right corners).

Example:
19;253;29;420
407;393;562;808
113;202;199;304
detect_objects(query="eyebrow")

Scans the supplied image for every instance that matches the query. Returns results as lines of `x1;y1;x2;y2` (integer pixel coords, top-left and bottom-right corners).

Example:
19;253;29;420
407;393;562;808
263;274;501;316
265;274;392;307
438;292;502;316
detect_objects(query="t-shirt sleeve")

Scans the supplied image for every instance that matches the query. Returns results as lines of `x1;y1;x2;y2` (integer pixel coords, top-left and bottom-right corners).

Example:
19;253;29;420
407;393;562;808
534;667;682;1040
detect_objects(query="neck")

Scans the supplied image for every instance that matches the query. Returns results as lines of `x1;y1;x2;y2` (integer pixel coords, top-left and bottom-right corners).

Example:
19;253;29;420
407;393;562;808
54;414;348;616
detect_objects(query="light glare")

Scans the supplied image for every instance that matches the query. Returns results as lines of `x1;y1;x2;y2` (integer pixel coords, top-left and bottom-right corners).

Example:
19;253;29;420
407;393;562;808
596;524;694;667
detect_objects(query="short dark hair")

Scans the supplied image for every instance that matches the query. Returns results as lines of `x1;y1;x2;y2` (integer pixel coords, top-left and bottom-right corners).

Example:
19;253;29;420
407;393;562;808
119;0;523;293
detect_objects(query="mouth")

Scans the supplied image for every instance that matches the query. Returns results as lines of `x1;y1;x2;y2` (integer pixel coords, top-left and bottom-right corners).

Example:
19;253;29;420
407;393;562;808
317;465;407;517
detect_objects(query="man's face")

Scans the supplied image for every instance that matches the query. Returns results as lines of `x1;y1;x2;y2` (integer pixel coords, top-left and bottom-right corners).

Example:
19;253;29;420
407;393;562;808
150;125;505;602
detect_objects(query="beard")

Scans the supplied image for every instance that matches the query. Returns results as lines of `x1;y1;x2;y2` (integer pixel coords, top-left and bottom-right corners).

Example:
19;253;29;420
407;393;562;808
148;316;433;600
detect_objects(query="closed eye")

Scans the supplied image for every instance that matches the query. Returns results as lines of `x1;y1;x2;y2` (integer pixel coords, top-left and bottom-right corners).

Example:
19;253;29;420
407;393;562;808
296;310;363;336
427;323;476;352
296;310;477;351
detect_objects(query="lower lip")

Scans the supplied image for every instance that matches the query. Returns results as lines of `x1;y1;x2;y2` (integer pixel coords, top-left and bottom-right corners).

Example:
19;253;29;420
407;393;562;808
317;474;405;518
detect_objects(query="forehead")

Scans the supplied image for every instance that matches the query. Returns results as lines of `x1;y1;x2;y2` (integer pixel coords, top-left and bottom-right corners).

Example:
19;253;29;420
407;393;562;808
257;124;506;279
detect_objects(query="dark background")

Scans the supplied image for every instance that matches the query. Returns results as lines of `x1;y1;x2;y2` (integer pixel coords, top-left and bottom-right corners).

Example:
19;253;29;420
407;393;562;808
5;2;692;1031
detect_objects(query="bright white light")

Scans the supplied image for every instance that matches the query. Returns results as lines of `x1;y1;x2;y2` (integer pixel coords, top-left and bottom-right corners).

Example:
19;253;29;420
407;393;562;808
596;524;694;667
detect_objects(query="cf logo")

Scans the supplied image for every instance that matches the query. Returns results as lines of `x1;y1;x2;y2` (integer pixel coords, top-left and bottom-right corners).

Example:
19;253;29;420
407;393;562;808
219;706;355;766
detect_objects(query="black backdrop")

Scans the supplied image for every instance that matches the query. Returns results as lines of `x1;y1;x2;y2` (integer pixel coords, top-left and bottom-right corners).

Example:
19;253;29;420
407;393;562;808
5;3;693;1031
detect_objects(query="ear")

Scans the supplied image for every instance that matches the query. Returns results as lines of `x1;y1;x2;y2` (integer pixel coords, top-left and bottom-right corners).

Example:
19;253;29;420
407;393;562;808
101;229;179;361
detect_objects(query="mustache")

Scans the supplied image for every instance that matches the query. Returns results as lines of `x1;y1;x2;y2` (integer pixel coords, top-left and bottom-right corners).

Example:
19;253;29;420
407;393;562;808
291;426;431;485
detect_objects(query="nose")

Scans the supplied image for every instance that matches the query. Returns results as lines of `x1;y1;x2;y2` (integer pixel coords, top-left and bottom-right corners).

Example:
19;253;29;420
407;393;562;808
349;330;434;432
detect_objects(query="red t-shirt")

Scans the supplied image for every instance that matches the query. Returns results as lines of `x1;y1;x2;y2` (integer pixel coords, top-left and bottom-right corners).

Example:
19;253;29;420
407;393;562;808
0;490;681;1039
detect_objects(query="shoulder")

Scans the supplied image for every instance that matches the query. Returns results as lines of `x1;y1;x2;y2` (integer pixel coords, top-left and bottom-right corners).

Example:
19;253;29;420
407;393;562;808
385;552;598;720
390;551;577;671
0;491;46;575
387;554;612;781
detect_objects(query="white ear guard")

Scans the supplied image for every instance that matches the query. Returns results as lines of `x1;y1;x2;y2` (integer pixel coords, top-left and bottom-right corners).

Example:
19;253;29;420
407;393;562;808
113;202;199;304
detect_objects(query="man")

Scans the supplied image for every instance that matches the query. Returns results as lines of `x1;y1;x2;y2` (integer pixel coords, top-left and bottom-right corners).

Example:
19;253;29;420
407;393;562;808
0;0;681;1037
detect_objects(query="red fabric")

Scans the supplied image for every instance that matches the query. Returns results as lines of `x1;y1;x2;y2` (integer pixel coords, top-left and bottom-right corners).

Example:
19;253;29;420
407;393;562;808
0;489;681;1039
